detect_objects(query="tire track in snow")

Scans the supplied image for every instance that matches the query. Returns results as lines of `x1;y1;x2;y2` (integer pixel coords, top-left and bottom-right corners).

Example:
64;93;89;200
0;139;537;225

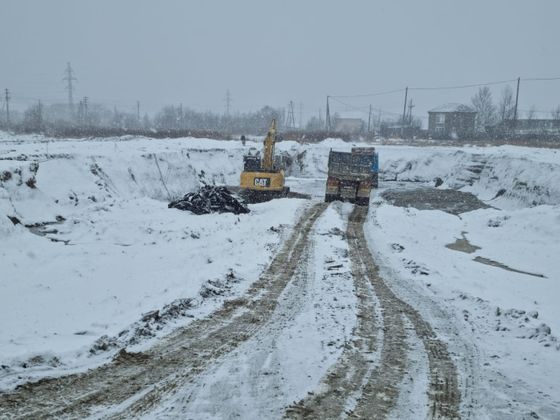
285;205;381;419
351;206;461;419
286;206;461;419
158;223;318;418
0;203;327;420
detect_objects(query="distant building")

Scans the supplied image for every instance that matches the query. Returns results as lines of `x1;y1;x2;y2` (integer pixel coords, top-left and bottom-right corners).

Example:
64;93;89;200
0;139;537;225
428;103;476;138
333;118;364;134
379;123;423;139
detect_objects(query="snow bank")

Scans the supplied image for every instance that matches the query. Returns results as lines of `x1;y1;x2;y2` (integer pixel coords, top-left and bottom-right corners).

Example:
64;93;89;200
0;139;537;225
377;146;560;208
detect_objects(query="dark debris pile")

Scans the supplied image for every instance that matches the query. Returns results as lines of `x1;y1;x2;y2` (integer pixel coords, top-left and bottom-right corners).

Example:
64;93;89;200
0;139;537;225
169;185;250;215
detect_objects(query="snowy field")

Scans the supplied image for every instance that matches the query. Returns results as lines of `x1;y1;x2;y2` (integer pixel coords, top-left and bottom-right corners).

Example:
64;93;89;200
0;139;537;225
1;131;559;417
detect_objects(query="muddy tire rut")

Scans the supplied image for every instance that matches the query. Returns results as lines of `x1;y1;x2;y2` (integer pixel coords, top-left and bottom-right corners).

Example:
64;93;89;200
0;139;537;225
286;206;461;419
0;203;328;420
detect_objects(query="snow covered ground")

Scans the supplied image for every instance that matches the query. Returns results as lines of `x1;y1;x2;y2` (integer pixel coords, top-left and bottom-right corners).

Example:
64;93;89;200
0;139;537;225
0;133;308;390
1;131;559;417
150;203;357;419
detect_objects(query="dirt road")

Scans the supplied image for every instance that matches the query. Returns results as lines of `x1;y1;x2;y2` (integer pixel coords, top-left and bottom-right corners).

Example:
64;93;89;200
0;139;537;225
286;206;461;419
0;202;462;419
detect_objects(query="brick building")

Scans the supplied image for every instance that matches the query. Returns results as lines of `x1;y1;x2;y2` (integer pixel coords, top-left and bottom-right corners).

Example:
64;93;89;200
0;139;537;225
428;103;476;138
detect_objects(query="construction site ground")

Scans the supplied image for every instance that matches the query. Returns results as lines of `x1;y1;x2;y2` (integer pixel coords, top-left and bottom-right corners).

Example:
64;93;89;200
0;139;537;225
1;134;559;419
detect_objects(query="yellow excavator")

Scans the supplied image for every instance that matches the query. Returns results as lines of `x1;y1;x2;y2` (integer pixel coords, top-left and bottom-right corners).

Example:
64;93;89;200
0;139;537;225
240;119;289;202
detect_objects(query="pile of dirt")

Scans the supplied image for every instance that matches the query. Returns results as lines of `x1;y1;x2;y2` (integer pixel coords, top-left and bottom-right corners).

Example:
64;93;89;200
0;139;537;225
169;186;250;215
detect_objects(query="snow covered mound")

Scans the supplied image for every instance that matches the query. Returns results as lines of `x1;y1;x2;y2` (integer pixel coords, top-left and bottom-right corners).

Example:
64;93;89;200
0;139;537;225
377;146;560;208
168;185;249;215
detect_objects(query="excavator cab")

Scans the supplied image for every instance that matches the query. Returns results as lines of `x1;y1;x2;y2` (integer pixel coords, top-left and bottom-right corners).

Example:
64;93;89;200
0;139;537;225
243;155;261;171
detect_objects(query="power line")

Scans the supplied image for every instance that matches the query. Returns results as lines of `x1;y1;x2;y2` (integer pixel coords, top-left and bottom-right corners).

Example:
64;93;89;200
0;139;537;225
331;88;403;99
329;96;427;121
330;96;402;117
329;96;369;111
522;76;560;82
330;78;523;99
331;75;560;99
409;78;517;91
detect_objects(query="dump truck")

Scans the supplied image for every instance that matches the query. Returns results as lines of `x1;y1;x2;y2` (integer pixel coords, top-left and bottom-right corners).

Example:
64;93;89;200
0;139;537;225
324;147;379;206
239;119;289;202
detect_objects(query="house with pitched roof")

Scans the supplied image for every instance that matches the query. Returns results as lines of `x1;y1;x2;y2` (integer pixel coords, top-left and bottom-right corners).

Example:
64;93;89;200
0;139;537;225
428;103;476;138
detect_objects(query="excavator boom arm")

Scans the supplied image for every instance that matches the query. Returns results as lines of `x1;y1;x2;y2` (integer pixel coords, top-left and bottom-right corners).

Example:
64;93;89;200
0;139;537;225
262;119;276;171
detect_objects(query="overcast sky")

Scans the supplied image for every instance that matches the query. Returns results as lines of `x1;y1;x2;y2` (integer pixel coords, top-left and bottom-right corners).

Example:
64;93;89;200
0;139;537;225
1;0;559;123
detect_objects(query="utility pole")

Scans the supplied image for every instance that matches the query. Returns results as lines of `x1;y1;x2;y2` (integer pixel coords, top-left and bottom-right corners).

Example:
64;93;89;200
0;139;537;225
77;99;83;123
225;89;231;116
63;62;77;116
326;96;331;132
4;88;10;128
286;101;296;129
83;96;88;123
137;101;140;121
513;77;520;127
367;104;372;134
407;99;415;124
402;87;408;126
299;102;303;129
401;87;408;137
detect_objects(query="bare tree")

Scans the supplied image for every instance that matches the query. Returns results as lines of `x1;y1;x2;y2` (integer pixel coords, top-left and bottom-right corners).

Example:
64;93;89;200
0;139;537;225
551;105;560;120
471;86;496;131
142;114;152;129
22;102;44;131
305;116;323;131
526;105;537;120
498;86;515;121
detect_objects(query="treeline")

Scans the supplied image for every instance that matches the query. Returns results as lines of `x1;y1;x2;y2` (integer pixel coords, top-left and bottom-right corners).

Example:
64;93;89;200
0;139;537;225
0;102;301;138
471;86;560;131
